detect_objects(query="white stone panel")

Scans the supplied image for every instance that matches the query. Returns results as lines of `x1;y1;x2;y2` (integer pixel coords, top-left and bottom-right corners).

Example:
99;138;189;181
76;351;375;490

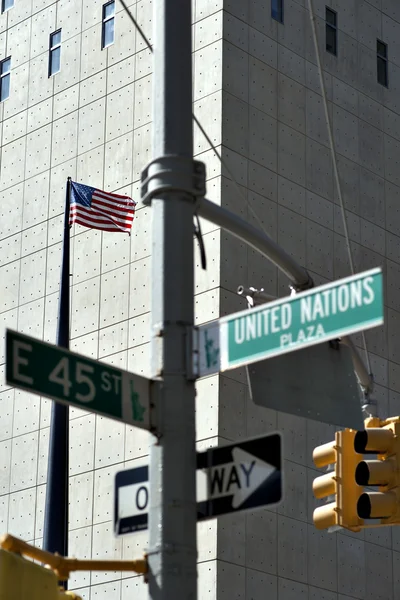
99;266;130;328
0;137;27;189
194;41;222;101
69;471;94;529
81;25;106;80
0;439;11;494
133;75;151;130
124;425;151;460
132;124;151;182
73;229;102;284
77;146;105;184
25;124;52;179
51;111;79;166
10;431;38;492
69;415;95;476
223;42;249;103
104;132;134;189
21;222;47;257
58;0;83;41
53;36;82;94
107;8;136;66
30;5;56;58
105;84;134;142
0;233;20;268
78;98;106;155
45;242;62;298
71;276;100;337
0;390;14;442
69;526;92;589
99;320;128;358
80;71;107;109
108;55;135;94
19;250;46;303
198;561;217;600
28;53;54;107
1;261;20;312
91;521;122;585
53;85;79;120
2;110;28;145
23;171;50;227
135;48;152;80
37;427;49;485
127;343;151;378
135;0;153;52
195;11;223;51
93;463;120;523
8;488;36;539
94;416;124;468
12;390;40;437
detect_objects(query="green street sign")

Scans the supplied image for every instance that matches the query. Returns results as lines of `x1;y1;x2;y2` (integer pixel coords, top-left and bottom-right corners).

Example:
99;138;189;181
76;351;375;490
197;267;384;375
6;330;153;430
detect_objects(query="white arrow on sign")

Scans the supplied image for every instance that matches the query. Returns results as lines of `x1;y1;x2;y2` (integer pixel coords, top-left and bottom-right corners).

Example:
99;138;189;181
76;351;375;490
196;447;276;508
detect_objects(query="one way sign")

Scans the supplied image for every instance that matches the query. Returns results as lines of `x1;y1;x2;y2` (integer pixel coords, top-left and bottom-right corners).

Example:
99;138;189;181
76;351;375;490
115;433;282;535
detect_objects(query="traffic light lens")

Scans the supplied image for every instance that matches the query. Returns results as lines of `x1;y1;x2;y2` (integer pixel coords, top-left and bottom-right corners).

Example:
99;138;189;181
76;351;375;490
357;493;372;519
355;461;369;486
354;430;367;454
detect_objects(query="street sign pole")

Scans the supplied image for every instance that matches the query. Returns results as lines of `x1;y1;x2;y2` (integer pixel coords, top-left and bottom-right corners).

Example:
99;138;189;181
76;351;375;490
145;0;197;598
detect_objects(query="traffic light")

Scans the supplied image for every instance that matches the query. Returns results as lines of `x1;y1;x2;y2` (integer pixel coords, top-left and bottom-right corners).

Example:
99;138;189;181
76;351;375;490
0;548;82;600
354;416;400;523
312;429;364;531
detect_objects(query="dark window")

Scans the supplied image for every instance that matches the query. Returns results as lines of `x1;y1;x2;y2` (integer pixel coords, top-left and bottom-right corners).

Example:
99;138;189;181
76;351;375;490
1;0;14;12
0;57;11;102
326;8;337;55
377;40;388;87
49;30;61;76
271;0;283;23
102;1;115;48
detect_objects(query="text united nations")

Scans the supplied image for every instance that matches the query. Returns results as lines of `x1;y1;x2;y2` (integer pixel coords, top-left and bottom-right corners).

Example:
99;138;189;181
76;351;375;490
233;276;375;348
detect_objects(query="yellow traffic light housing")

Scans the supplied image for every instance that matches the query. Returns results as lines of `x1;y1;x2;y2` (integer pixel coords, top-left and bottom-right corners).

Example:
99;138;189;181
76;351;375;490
312;429;364;532
354;417;400;523
0;547;60;600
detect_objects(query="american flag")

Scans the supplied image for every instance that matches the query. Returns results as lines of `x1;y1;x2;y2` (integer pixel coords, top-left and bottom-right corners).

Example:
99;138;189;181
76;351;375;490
69;181;136;234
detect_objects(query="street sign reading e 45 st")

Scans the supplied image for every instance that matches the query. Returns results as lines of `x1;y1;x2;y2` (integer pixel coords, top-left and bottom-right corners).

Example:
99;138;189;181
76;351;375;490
6;330;153;430
197;267;383;376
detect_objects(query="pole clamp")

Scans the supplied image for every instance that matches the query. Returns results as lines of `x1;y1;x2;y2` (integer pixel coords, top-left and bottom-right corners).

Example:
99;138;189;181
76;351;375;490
141;155;206;206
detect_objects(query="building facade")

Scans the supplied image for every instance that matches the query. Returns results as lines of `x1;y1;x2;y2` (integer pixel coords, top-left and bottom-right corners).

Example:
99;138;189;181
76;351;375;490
1;0;400;598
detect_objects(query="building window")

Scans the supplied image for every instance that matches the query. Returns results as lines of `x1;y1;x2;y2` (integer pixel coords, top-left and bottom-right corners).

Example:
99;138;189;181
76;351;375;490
49;30;61;76
1;0;14;12
377;40;388;87
271;0;283;23
326;8;337;55
102;1;115;48
0;57;11;102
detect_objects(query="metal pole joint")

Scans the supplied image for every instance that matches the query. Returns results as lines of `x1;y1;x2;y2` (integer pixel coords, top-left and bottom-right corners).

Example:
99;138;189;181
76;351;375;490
141;156;206;206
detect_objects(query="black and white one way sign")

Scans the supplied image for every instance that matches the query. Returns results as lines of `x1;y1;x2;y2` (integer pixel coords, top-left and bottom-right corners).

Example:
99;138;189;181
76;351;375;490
114;433;282;535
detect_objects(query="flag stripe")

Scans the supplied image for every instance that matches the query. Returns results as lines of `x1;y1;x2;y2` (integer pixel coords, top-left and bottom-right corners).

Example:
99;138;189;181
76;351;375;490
70;213;132;232
70;206;133;230
92;197;135;217
69;181;136;234
70;206;133;225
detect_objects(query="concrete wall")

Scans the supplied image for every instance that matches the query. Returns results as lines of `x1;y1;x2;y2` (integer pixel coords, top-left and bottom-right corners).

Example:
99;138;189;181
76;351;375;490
0;0;223;597
216;0;400;599
1;0;400;599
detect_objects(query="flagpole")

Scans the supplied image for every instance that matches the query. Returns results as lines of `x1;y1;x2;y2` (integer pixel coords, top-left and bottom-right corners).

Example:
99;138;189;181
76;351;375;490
43;177;71;578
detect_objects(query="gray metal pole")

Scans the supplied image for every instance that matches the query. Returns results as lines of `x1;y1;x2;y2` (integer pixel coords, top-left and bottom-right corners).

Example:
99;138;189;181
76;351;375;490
197;197;313;290
147;0;197;599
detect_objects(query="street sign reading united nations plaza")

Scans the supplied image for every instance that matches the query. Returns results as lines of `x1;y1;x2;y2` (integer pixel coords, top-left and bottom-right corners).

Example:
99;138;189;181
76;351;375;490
197;267;383;376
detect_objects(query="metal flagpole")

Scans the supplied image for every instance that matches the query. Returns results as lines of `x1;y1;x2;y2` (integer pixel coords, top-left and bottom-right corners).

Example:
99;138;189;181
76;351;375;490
145;0;198;598
43;177;71;581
